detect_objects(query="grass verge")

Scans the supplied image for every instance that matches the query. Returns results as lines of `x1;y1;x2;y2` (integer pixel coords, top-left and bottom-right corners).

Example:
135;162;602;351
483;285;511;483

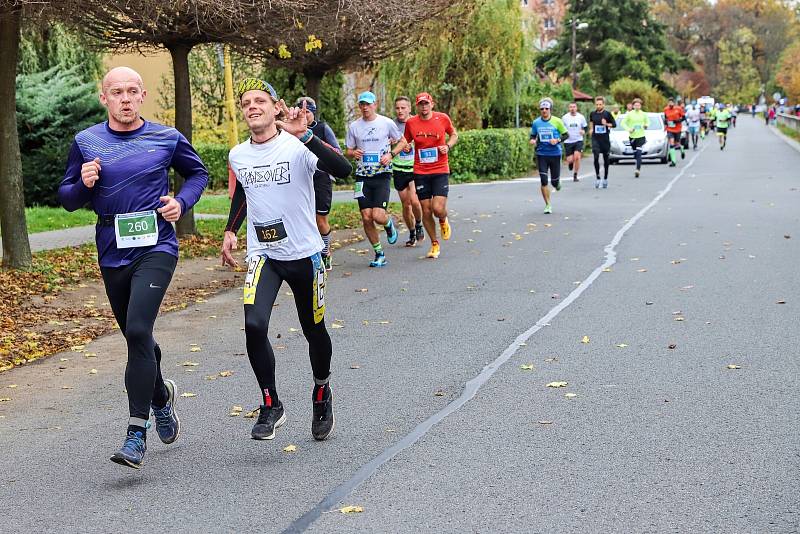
0;201;400;373
777;124;800;143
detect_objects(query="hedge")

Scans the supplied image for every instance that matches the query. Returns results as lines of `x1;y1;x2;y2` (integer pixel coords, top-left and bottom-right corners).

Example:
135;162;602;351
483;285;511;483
195;128;536;190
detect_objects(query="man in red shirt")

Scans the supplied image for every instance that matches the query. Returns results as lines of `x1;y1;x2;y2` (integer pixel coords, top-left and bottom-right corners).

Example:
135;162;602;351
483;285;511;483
663;98;685;167
391;92;458;259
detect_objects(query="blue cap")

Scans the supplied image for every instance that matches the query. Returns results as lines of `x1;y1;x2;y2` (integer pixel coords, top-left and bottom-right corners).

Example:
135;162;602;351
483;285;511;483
357;91;376;104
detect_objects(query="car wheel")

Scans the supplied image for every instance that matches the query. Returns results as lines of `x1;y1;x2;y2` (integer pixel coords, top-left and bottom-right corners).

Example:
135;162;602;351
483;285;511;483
660;156;668;164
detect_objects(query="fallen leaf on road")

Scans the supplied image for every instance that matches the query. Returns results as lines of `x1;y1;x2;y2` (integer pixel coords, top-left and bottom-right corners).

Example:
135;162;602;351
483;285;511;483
7;385;17;389
726;364;742;370
537;420;553;425
547;381;568;388
350;364;361;369
616;343;628;348
434;390;446;397
637;268;648;273
219;370;233;377
342;272;352;277
84;353;97;358
603;268;612;272
59;358;70;362
71;345;85;352
646;301;654;305
244;409;259;418
777;300;786;304
784;235;791;239
564;393;577;399
283;445;297;453
497;317;506;322
339;506;364;514
180;392;197;398
520;364;534;371
668;344;677;349
551;293;560;299
89;369;97;375
61;386;74;390
0;397;11;402
204;375;217;380
190;347;202;352
680;285;694;290
581;335;590;344
544;358;558;362
331;323;344;329
355;288;368;293
181;361;199;367
674;317;685;321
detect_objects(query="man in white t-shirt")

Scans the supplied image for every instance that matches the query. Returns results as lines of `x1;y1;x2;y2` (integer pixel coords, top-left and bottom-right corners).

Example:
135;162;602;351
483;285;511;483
222;78;352;443
562;102;587;182
345;91;402;267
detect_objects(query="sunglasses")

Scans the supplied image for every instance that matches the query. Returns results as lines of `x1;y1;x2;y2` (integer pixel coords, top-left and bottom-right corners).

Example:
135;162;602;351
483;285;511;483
540;107;550;110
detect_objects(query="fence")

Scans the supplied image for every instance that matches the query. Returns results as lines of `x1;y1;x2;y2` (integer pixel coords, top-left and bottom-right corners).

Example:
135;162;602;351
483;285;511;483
776;113;800;132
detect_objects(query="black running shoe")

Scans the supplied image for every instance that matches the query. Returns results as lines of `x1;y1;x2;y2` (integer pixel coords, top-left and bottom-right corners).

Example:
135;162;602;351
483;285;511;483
405;232;417;247
251;403;286;440
415;224;425;243
311;384;335;441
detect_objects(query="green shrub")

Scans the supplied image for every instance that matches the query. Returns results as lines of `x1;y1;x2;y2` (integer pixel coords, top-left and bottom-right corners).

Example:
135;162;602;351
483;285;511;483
195;128;536;189
17;65;106;207
194;143;230;191
609;78;666;111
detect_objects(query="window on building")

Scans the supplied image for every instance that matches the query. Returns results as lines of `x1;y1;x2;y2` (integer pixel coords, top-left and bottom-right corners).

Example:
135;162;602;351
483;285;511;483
544;17;556;29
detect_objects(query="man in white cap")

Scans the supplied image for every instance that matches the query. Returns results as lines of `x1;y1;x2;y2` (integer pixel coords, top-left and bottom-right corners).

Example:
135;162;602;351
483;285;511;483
345;91;402;267
529;98;568;214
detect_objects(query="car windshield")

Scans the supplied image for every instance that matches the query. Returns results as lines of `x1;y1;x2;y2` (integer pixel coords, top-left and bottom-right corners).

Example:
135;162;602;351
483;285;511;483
613;114;662;131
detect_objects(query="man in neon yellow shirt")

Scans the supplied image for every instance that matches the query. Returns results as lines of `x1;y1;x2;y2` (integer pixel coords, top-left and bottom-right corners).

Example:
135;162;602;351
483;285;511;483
621;98;648;178
715;104;732;150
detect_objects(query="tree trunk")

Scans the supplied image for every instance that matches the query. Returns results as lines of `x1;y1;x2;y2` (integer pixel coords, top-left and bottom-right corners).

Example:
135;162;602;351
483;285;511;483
304;68;324;106
0;8;32;269
167;42;196;236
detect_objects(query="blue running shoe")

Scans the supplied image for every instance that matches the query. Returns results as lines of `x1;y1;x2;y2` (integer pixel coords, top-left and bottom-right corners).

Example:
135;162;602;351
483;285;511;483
385;219;398;245
369;252;388;267
152;379;180;444
110;431;146;469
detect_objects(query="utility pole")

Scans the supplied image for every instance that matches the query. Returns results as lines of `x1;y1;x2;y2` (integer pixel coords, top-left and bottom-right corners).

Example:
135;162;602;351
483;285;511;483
571;18;577;89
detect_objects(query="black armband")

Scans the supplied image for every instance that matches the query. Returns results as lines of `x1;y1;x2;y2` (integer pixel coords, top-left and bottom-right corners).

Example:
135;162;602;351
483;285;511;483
306;134;352;179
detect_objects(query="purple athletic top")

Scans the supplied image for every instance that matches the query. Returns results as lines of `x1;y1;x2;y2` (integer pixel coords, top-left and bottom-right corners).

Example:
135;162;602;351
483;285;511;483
59;120;208;268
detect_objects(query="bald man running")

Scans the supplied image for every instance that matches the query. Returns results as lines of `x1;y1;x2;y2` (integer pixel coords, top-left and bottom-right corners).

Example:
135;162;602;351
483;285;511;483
59;67;209;469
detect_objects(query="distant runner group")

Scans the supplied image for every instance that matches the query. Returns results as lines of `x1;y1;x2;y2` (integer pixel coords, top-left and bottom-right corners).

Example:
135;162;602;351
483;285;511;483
59;65;739;469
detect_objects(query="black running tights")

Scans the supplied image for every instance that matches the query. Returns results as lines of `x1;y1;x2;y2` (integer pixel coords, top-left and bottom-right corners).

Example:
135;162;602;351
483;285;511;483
243;254;331;407
101;252;175;421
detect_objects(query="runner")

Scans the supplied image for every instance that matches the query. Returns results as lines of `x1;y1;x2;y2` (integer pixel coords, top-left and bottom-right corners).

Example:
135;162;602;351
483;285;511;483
621;98;648;178
707;105;717;134
391;96;424;247
699;104;708;139
588;95;616;189
529;97;568;213
222;78;352;442
611;105;621;120
730;104;738;127
663;97;685;166
58;67;209;469
345;91;401;267
562;102;587;182
397;92;458;259
296;96;343;271
714;103;732;150
686;104;701;150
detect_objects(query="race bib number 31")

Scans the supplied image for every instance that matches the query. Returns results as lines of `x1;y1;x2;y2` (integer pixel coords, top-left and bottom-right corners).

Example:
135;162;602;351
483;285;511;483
114;210;158;249
419;148;439;164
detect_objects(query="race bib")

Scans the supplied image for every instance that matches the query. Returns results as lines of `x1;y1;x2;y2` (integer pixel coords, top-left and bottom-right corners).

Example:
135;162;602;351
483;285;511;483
538;130;555;142
354;181;365;199
114;211;158;249
418;148;439;164
243;255;265;305
253;218;288;246
361;152;380;166
398;147;414;161
594;125;607;134
667;120;676;128
633;124;643;131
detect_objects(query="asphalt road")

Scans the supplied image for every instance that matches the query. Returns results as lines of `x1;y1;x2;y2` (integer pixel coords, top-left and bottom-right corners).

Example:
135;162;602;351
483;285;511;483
1;116;798;533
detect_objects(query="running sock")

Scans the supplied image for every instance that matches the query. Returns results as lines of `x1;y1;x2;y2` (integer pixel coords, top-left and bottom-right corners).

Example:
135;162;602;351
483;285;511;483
321;231;331;256
262;388;280;408
669;147;676;163
372;242;383;254
568;161;573;171
573;172;578;179
127;424;147;440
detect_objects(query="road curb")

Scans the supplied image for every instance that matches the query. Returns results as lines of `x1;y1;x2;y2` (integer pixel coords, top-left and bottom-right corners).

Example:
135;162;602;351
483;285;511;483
768;124;800;154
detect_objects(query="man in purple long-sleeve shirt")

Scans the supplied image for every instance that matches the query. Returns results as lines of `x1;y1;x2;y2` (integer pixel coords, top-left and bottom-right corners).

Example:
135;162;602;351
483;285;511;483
59;66;208;469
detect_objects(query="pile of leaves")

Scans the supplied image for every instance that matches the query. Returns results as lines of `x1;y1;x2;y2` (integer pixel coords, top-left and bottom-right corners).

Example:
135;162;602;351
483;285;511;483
0;233;229;373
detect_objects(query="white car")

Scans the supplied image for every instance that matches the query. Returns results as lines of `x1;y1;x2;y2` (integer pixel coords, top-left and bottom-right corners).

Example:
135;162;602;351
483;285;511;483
609;112;668;164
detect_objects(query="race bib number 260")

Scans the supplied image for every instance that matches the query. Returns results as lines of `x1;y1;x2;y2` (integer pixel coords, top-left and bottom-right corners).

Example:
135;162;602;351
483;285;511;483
114;211;158;249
